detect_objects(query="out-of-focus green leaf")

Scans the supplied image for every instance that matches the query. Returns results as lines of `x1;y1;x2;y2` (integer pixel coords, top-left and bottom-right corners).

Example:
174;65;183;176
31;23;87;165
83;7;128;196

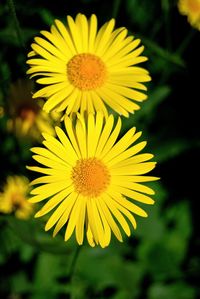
137;200;192;280
11;272;32;293
78;246;144;297
122;85;171;132
155;139;196;163
7;217;73;254
148;282;196;299
142;37;185;67
30;252;66;299
0;26;37;45
38;9;55;25
125;0;156;30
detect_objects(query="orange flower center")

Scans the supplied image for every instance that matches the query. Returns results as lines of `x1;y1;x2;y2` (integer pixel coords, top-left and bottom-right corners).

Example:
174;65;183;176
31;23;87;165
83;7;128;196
67;53;107;90
188;0;200;12
71;158;110;197
20;108;36;124
11;192;24;209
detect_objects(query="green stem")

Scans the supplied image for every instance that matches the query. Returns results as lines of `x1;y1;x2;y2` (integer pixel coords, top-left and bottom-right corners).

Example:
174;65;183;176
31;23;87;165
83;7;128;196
112;0;121;19
7;0;25;48
176;29;196;55
68;245;81;283
162;0;172;51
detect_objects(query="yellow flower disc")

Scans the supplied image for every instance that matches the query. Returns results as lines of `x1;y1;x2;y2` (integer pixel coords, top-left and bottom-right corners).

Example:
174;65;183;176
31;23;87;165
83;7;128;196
67;53;107;90
72;158;110;197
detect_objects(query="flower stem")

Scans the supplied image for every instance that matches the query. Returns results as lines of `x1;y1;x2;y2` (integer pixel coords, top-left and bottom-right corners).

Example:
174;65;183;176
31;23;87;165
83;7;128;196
7;0;25;48
112;0;121;19
68;245;81;283
176;29;196;55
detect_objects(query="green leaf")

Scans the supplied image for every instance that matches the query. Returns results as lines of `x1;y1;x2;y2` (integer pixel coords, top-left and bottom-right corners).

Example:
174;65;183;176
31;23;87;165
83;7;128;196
148;282;196;299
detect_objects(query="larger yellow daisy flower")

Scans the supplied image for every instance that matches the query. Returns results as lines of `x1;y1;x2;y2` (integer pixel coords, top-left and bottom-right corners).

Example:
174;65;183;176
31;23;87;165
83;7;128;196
27;13;151;117
28;113;158;248
178;0;200;30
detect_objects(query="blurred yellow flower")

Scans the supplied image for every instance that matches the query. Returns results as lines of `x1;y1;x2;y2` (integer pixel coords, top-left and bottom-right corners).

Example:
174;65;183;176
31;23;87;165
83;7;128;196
28;113;158;248
7;79;59;141
0;176;33;219
27;13;151;117
178;0;200;30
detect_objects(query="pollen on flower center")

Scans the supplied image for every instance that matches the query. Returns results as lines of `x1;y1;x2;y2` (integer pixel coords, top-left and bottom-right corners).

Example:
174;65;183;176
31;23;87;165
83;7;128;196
188;0;200;12
67;53;107;90
71;158;110;197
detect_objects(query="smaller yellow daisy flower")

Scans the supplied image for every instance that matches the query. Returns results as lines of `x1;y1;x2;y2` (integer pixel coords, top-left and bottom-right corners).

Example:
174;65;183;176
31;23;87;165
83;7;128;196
0;176;33;219
27;13;151;117
178;0;200;30
6;79;58;141
28;113;158;247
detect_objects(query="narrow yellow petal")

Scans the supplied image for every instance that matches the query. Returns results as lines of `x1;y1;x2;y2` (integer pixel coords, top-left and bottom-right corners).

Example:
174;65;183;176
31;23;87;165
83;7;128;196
43;85;74;113
99;117;121;158
55;126;79;163
30;43;62;62
102;28;128;61
88;112;103;157
107;39;141;64
105;83;147;102
95;114;114;156
31;147;69;167
96;88;129;117
99;197;123;242
42;134;73;165
64;116;81;158
34;37;67;61
95;199;111;247
104;194;131;236
91;199;106;248
108;139;147;167
26;166;62;176
95;19;115;55
32;155;68;170
45;193;75;231
112;180;155;195
40;28;72;58
108;192;147;217
32;82;68;98
55;19;76;55
35;186;74;217
30;180;71;197
90;91;108;118
88;14;98;52
64;195;81;242
76;14;88;52
86;224;96;247
75;196;86;245
86;199;99;244
53;192;77;237
111;186;154;204
102;127;137;162
76;118;87;158
67;15;83;53
109;197;137;229
111;162;156;175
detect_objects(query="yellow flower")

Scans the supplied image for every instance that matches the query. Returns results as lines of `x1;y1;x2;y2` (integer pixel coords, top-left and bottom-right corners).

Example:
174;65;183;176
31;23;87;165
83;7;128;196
178;0;200;30
0;176;33;219
26;13;151;118
28;113;158;247
7;79;58;141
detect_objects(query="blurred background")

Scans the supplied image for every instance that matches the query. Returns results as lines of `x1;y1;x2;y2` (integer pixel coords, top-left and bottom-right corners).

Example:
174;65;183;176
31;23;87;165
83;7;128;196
0;0;199;298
